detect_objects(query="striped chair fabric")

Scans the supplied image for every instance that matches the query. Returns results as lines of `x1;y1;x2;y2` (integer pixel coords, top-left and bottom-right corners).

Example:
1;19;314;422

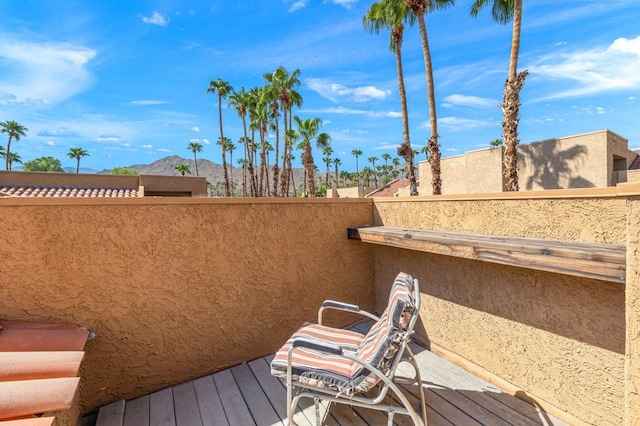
271;272;416;396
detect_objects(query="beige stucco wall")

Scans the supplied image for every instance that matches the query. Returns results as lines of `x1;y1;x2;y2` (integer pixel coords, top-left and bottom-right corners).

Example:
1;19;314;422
419;146;505;195
0;197;375;422
372;189;627;425
420;130;630;195
626;196;640;424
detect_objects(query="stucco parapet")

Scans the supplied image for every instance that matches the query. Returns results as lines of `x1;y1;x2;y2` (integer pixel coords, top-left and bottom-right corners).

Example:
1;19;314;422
374;186;637;203
0;197;374;207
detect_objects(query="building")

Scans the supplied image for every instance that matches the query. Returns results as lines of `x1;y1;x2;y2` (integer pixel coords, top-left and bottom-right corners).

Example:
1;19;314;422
419;129;637;195
0;171;208;197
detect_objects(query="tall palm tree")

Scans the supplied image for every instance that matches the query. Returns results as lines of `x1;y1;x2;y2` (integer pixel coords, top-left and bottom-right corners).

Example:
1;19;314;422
67;147;90;173
1;121;28;171
207;78;233;196
294;116;323;197
351;149;363;187
368;156;379;187
471;0;526;191
229;87;257;196
319;137;333;188
407;0;453;195
333;157;342;188
364;0;418;195
187;142;203;176
392;157;400;178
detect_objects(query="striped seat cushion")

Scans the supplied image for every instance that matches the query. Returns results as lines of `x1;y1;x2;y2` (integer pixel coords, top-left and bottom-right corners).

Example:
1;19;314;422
270;272;416;396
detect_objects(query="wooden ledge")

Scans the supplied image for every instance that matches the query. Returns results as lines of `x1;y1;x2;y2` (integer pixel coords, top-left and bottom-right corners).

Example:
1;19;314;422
348;226;626;284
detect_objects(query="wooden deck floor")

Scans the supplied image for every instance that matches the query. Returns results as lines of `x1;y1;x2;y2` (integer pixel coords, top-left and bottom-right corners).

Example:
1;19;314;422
96;324;566;426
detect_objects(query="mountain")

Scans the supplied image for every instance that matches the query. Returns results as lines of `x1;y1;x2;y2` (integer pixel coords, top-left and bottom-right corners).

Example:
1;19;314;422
100;155;317;195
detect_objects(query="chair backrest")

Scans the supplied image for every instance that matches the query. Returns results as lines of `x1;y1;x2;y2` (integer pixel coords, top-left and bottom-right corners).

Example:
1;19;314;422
353;272;419;393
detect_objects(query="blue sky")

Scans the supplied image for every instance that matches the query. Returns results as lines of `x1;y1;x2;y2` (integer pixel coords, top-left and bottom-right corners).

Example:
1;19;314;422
1;0;639;172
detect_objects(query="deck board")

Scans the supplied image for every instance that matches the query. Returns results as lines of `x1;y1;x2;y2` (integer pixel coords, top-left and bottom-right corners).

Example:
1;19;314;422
149;388;176;426
112;324;567;426
193;375;229;426
123;395;149;426
173;381;203;426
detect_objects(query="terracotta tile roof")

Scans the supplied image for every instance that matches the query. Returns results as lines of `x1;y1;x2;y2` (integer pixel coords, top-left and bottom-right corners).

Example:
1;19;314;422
366;179;411;197
0;321;89;424
0;185;138;198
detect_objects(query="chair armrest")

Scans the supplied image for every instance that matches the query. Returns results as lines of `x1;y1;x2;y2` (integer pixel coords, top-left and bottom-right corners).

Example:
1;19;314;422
291;337;343;356
318;300;380;325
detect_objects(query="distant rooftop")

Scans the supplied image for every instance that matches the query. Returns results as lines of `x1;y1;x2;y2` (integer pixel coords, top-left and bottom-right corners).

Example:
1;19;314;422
0;185;138;198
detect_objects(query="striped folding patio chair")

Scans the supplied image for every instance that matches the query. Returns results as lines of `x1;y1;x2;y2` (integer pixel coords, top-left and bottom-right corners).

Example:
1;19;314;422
271;272;427;425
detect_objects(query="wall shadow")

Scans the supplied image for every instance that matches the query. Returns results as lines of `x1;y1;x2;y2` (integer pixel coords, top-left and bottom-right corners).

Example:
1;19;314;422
519;140;594;190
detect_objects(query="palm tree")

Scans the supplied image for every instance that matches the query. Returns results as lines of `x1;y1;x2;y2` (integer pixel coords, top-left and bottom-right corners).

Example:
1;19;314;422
368;156;379;187
175;164;191;176
1;121;28;171
6;152;22;171
319;138;333;188
187;142;203;176
333;158;342;188
407;0;453;195
364;0;418;195
207;78;233;196
67;147;90;173
420;145;429;161
237;158;248;197
229;87;257;196
471;0;526;191
294;116;323;197
226;140;236;196
392;157;400;179
351;149;363;187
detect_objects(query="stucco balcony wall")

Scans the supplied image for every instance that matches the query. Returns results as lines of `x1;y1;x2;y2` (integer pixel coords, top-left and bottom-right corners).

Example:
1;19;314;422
371;187;629;425
0;197;375;421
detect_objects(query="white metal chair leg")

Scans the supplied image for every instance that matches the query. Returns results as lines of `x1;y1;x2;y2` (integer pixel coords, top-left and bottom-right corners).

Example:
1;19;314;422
406;346;428;424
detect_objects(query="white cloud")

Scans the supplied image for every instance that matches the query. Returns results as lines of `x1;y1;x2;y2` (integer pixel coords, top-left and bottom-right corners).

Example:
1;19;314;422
373;143;400;151
306;78;391;102
141;11;169;26
45;141;56;146
305;106;400;118
94;134;124;143
436;116;496;131
326;0;358;9
288;0;308;13
37;127;79;137
130;100;169;106
158;148;171;153
191;126;200;132
445;148;459;152
189;138;210;145
0;36;96;105
529;36;640;100
141;144;153;149
442;94;496;108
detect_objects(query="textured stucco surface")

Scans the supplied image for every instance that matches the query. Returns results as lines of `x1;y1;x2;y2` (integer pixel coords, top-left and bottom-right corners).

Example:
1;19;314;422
0;198;374;421
627;197;640;425
418;129;630;194
372;195;626;424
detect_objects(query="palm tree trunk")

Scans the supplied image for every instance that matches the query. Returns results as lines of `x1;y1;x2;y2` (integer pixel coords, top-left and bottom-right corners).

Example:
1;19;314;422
416;12;441;195
272;104;280;197
218;95;230;196
303;140;316;197
5;135;13;171
193;152;199;176
503;0;525;192
393;26;418;196
76;158;80;173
